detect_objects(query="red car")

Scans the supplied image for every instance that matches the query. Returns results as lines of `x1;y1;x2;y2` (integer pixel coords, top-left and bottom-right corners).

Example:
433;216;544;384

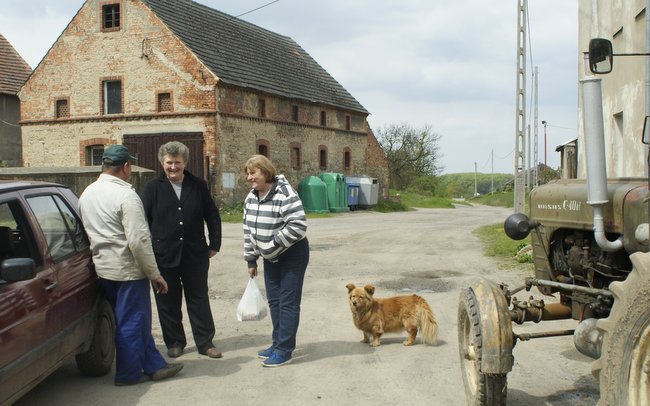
0;181;115;404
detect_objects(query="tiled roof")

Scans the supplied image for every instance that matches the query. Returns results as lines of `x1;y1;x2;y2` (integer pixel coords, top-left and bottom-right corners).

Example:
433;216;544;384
0;34;32;95
142;0;368;114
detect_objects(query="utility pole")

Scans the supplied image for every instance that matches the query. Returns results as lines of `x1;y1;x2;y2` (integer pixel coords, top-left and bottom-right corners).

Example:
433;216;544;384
474;161;478;197
534;66;539;186
513;0;527;213
491;149;494;194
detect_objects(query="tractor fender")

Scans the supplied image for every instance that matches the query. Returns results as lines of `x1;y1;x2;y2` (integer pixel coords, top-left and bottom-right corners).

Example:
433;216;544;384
472;278;514;374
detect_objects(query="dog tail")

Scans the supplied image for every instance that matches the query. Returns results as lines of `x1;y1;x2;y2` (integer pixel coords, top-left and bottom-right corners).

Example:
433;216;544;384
417;298;439;346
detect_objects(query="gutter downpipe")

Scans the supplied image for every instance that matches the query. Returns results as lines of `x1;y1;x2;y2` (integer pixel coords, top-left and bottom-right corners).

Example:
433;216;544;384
580;76;624;252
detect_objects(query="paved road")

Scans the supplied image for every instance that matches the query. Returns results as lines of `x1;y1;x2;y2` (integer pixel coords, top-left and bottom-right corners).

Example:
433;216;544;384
16;205;599;405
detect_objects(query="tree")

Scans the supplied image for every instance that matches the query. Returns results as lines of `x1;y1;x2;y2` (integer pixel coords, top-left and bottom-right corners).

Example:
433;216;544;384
377;123;443;189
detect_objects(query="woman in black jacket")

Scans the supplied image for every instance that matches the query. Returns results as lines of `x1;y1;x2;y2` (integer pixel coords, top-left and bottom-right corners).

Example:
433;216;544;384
141;141;223;359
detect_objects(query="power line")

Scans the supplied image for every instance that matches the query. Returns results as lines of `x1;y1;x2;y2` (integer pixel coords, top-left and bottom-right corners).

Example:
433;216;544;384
233;0;280;19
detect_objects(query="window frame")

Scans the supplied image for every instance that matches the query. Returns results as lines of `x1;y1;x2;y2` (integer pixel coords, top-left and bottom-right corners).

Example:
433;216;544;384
101;78;123;115
101;2;121;32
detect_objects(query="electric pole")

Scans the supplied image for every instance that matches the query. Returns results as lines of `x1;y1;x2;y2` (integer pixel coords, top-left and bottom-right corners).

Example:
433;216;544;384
513;0;527;213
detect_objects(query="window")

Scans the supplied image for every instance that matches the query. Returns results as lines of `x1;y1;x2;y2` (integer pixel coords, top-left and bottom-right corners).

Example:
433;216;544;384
56;99;69;118
290;143;301;170
157;92;172;112
257;139;270;157
343;148;351;171
26;195;89;263
318;145;328;169
86;145;105;166
103;80;122;114
102;3;121;31
292;105;299;122
258;99;266;118
345;115;351;130
320;111;327;126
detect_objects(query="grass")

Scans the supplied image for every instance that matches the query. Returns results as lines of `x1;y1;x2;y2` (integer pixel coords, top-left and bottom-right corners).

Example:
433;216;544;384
385;190;455;209
473;222;533;267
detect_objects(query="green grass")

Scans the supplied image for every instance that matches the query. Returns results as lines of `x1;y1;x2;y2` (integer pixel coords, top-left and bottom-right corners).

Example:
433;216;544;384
473;222;533;267
386;190;455;209
469;191;514;208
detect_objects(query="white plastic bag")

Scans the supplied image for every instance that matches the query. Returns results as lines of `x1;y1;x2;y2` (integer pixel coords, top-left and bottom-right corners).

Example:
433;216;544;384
236;277;267;321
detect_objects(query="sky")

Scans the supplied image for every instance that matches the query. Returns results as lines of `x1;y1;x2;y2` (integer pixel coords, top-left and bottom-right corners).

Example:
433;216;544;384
0;0;579;174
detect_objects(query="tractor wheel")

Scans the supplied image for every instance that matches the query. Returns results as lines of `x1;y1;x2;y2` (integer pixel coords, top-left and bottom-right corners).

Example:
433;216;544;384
593;252;650;406
458;287;508;406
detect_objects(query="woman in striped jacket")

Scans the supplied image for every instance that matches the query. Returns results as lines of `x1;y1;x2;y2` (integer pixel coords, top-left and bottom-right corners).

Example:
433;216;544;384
243;155;310;367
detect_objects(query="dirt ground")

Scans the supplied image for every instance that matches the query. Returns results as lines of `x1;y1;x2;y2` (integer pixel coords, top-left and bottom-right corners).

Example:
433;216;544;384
16;205;600;406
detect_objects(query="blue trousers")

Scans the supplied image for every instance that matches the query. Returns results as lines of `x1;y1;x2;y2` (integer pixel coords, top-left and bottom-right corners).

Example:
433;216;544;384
263;238;309;357
100;278;166;383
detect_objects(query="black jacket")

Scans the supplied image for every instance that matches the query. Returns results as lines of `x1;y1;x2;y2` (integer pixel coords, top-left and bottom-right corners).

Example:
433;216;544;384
141;170;222;268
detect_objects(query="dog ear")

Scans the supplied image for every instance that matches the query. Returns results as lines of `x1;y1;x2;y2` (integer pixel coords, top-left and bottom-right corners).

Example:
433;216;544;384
364;285;375;296
346;283;356;292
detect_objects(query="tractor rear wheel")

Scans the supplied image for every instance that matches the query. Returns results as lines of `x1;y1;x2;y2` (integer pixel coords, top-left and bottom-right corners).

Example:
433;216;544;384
593;252;650;406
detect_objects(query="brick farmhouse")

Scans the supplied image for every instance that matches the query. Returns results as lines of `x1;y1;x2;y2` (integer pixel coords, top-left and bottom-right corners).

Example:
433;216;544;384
18;0;389;204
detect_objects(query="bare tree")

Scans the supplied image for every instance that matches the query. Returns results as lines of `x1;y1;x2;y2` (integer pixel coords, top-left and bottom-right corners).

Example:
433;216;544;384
377;123;443;189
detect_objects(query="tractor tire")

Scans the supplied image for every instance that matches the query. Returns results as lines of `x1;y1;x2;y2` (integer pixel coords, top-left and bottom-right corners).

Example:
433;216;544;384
75;299;115;376
458;287;508;406
593;252;650;406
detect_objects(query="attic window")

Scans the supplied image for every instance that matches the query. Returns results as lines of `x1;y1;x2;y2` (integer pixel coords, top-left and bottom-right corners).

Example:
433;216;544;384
157;92;172;112
102;3;121;31
320;111;327;126
292;105;299;122
56;98;69;118
258;99;266;118
345;115;351;130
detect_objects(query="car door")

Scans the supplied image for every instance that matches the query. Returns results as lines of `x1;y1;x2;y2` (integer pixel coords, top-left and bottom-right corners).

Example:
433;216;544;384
23;190;96;355
0;196;52;386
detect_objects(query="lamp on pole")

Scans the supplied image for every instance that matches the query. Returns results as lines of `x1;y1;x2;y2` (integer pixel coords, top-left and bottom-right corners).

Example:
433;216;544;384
541;120;548;167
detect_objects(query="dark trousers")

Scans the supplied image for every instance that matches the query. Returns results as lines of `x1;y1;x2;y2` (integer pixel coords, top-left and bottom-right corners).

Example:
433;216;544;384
154;256;216;353
263;237;309;357
100;278;166;383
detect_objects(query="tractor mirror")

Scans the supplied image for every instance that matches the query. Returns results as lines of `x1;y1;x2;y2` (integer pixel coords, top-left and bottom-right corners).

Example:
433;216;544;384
589;38;613;74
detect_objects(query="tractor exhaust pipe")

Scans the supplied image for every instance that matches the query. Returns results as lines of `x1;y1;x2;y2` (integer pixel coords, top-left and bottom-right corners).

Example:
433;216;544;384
580;77;623;252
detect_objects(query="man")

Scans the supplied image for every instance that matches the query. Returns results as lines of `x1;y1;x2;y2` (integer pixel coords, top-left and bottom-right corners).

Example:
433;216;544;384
79;144;183;386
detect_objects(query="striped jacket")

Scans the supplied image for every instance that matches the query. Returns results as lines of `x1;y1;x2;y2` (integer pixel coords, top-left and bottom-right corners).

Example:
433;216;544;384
243;175;307;267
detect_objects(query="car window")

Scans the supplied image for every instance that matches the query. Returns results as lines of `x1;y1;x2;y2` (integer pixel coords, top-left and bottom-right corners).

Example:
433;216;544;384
0;199;40;273
26;194;88;263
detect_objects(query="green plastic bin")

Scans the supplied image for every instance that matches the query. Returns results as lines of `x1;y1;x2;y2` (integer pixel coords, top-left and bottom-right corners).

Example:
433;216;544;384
298;176;329;213
319;172;349;213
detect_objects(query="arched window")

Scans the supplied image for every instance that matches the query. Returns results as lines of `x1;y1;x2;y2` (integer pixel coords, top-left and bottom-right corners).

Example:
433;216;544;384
318;145;328;170
257;139;270;157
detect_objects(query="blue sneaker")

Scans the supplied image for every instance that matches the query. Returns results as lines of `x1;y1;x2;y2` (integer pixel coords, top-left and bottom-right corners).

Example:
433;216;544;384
257;347;274;359
262;352;291;367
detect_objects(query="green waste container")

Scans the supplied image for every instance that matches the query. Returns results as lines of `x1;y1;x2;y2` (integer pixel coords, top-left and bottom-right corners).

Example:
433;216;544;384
319;172;349;213
298;176;329;213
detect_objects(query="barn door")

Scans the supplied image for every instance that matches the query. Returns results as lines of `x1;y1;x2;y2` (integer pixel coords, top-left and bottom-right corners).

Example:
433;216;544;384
123;133;205;179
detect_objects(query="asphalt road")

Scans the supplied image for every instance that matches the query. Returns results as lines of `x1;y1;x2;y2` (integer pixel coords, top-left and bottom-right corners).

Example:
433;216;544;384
15;205;600;406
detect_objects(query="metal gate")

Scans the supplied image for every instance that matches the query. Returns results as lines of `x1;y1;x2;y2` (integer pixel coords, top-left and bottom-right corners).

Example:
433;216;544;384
123;133;205;179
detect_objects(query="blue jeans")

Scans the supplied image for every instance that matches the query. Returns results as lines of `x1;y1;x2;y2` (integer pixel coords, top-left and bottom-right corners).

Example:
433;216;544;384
100;278;166;383
263;238;309;357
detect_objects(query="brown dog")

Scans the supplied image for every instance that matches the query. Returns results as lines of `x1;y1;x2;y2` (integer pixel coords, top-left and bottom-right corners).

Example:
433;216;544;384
346;283;438;347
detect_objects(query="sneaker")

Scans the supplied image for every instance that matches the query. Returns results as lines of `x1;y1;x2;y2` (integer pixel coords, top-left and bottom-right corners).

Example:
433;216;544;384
257;347;274;360
262;352;291;367
151;362;184;381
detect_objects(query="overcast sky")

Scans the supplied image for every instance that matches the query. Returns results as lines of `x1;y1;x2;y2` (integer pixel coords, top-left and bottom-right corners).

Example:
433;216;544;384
0;0;578;174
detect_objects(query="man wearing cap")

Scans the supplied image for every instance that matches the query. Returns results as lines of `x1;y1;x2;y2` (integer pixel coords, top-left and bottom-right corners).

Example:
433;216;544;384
79;144;183;386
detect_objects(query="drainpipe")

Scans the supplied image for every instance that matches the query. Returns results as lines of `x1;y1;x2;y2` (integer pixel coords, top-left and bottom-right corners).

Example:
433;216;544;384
580;76;623;252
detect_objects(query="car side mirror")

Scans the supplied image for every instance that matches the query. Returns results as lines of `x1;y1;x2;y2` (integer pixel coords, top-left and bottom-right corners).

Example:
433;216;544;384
588;38;613;74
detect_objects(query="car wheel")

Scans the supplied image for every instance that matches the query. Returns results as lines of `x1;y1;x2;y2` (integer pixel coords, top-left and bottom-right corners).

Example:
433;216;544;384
75;299;115;376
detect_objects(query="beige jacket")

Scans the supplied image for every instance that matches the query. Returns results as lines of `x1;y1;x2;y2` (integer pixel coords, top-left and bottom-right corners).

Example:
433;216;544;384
79;173;160;281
